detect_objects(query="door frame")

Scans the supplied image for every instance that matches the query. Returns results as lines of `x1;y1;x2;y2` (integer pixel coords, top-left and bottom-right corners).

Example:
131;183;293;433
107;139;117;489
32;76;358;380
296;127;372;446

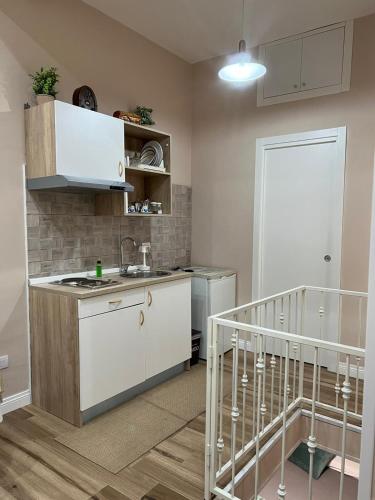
252;126;347;300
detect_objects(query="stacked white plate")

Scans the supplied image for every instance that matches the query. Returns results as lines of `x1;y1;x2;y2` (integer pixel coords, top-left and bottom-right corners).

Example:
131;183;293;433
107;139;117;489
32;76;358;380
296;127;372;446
140;141;163;167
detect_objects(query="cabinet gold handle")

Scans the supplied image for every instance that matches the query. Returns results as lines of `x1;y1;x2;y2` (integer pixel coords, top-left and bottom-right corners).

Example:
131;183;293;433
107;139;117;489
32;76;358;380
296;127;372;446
147;290;153;306
109;299;122;306
140;310;144;326
118;160;124;177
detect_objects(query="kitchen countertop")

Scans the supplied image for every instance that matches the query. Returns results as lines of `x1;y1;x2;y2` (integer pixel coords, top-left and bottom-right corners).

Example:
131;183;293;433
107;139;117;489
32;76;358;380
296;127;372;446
29;271;191;299
184;266;236;279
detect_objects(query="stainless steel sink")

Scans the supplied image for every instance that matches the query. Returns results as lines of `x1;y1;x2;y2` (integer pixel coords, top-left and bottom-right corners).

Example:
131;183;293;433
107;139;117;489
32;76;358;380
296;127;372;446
120;270;172;279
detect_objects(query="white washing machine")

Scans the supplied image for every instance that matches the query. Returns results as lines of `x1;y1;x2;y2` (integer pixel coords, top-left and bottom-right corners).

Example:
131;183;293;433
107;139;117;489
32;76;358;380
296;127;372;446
188;266;236;360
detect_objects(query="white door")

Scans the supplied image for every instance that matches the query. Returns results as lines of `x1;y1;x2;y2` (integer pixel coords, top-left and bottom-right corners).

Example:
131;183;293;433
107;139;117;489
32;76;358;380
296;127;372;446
79;304;145;410
54;100;125;182
263;39;302;98
145;279;191;379
253;128;346;367
301;28;345;91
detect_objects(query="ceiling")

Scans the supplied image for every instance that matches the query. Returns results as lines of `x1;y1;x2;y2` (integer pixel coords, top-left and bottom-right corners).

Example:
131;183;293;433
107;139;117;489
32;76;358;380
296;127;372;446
82;0;375;63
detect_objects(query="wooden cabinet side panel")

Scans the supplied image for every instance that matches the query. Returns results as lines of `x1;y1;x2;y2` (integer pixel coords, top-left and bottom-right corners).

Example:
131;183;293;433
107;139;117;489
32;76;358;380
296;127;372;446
30;289;81;426
25;102;56;178
95;191;125;216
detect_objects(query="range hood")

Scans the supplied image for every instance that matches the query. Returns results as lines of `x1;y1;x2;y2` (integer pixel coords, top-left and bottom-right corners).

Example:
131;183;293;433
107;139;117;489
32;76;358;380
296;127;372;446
26;175;134;192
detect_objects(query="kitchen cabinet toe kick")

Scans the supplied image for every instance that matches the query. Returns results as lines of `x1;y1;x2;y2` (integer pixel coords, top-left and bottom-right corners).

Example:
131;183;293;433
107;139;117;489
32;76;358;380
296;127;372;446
29;277;191;426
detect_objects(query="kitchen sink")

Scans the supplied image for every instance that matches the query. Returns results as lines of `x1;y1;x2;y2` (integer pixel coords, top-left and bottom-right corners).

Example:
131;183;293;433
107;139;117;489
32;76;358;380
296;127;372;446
120;270;172;279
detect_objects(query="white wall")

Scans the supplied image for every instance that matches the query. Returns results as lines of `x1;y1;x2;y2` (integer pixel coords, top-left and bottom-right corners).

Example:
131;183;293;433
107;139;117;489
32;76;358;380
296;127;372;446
358;156;375;499
0;0;193;401
192;15;375;305
0;18;30;400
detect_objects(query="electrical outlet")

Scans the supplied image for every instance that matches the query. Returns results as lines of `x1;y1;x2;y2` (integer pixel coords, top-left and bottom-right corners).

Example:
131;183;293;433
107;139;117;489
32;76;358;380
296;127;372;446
0;355;8;369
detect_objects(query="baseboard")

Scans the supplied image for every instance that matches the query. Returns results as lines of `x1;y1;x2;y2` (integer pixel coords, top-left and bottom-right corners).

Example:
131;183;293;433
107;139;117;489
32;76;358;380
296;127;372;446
338;361;364;380
0;389;31;417
239;341;364;380
239;338;253;351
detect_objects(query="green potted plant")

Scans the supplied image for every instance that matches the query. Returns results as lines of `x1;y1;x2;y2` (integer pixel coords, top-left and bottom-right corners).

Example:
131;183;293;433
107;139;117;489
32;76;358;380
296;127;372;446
134;106;155;126
30;66;59;105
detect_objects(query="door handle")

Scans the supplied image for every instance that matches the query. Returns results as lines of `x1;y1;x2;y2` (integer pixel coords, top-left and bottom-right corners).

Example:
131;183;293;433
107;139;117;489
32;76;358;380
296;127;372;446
140;310;145;326
147;290;153;306
108;299;122;305
118;160;124;177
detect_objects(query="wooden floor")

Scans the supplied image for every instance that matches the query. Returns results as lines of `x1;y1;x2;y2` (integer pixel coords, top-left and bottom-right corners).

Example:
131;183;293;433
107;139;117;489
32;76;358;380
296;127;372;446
0;353;363;500
0;404;206;500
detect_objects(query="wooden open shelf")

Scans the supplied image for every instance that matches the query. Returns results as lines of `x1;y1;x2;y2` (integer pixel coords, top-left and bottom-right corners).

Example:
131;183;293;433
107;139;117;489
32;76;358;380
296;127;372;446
125;213;172;217
122;121;171;142
125;166;171;177
125;167;171;215
95;123;172;217
124;122;170;174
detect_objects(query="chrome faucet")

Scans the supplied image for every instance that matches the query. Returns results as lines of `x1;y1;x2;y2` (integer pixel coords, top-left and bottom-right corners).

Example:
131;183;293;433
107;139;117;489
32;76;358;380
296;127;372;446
119;236;137;272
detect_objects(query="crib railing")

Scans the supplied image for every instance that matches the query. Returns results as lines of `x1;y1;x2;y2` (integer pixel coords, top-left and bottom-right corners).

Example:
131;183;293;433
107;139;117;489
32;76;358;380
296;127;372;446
205;285;367;500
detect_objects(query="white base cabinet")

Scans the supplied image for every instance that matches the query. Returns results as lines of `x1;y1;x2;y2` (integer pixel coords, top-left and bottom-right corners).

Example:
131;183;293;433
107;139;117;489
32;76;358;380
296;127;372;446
145;279;191;379
78;278;191;411
79;303;145;411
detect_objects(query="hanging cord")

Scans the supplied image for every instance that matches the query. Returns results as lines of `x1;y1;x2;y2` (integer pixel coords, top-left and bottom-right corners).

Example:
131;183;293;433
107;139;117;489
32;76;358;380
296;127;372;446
241;0;245;40
238;0;247;52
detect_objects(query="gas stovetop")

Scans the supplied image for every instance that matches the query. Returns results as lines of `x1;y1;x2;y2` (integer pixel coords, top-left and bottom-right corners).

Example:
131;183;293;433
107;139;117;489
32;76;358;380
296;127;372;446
53;277;121;289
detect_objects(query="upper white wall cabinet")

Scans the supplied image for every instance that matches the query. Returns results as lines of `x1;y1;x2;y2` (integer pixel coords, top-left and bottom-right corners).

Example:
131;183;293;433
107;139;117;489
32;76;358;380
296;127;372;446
257;21;353;106
25;100;125;182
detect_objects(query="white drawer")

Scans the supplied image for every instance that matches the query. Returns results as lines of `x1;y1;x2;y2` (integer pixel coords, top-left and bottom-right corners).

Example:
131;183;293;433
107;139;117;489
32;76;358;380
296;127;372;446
78;287;145;319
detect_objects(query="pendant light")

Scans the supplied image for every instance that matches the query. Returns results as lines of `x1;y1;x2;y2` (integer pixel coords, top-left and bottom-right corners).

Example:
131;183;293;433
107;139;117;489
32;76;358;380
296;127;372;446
218;0;266;83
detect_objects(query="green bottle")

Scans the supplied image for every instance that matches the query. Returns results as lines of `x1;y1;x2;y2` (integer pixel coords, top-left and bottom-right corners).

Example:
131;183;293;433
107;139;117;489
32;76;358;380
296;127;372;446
96;259;102;278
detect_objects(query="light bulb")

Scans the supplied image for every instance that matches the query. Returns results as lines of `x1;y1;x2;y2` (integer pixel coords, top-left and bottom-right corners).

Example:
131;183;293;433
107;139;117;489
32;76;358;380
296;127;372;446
218;61;266;82
218;40;266;83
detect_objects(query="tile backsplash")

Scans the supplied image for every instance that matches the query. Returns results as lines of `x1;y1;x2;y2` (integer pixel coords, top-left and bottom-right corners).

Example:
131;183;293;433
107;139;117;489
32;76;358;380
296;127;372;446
26;184;191;277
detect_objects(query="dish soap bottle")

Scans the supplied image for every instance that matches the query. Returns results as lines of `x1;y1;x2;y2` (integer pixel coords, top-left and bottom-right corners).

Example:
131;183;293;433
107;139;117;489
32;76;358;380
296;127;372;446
96;259;102;278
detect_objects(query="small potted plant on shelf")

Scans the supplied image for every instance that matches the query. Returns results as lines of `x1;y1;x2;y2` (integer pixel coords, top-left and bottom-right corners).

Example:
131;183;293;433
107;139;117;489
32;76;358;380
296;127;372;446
30;66;59;105
134;106;155;126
